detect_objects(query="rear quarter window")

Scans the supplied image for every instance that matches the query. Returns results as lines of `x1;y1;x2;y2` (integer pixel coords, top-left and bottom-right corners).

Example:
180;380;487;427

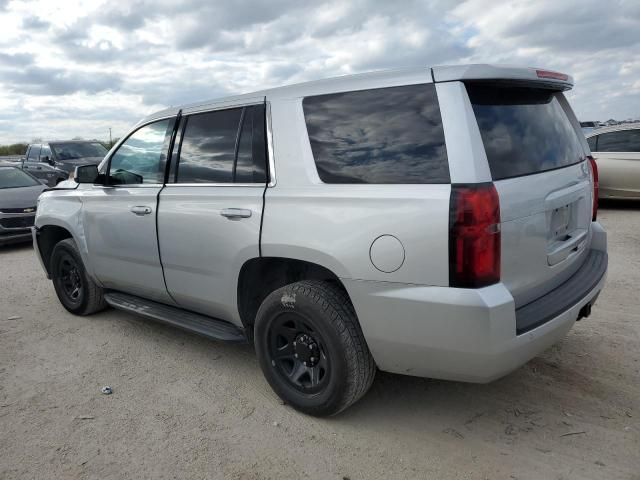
595;129;640;152
302;83;449;184
467;84;586;180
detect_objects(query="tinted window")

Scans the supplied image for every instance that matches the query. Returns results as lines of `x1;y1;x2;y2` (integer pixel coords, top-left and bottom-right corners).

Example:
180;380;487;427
50;142;107;160
0;167;40;188
596;129;640;152
177;108;242;183
235;105;267;183
303;84;449;184
108;119;172;184
587;135;597;151
27;145;40;162
39;144;52;160
468;85;586;180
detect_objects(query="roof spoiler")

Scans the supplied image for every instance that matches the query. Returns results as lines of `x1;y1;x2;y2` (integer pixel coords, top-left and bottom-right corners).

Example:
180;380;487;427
431;64;573;91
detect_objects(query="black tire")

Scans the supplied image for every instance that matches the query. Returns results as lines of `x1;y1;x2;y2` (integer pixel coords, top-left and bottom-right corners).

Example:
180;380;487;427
50;238;107;315
254;280;376;416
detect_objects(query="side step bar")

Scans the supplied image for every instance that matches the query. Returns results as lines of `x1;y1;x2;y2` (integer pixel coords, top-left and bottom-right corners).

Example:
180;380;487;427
104;291;247;343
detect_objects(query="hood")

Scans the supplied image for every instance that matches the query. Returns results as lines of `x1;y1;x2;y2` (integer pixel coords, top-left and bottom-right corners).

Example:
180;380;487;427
0;184;47;209
56;157;104;172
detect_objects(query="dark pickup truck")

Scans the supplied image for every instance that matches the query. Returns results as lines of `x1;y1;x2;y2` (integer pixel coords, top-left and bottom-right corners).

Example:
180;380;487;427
21;141;107;186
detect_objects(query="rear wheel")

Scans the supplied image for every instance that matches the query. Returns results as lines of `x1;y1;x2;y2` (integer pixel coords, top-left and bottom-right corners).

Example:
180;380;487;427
254;280;375;416
51;238;106;315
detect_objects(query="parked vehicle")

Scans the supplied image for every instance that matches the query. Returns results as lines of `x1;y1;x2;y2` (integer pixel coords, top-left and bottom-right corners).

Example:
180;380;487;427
21;141;107;186
586;124;640;199
580;120;599;134
33;65;608;416
0;164;46;246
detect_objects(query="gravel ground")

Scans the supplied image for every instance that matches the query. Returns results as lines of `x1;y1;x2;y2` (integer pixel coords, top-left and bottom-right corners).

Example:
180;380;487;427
1;202;639;480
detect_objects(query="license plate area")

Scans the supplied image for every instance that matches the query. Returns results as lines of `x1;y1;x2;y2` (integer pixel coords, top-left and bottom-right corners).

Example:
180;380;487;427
549;203;575;242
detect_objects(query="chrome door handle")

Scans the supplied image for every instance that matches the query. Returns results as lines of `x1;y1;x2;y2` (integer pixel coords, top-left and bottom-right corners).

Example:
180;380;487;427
221;208;252;219
130;206;152;216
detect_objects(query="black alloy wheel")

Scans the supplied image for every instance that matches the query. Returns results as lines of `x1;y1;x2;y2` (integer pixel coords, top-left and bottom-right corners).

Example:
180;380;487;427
50;238;106;315
268;311;330;394
56;252;84;305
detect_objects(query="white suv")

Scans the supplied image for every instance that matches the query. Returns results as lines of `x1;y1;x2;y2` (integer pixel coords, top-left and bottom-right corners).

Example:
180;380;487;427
33;64;608;416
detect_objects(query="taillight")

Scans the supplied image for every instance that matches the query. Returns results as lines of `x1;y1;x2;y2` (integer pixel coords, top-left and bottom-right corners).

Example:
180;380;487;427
449;183;501;288
588;156;598;221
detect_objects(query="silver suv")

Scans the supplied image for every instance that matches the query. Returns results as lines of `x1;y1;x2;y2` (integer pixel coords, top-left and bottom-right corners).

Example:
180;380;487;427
33;64;608;416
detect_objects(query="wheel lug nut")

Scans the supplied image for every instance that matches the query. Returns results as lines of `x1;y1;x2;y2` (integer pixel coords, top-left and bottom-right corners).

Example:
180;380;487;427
310;357;315;362
294;354;298;358
303;362;307;366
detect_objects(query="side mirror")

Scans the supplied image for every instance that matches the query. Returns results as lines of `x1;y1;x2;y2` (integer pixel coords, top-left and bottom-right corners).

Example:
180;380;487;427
42;156;55;166
74;164;100;184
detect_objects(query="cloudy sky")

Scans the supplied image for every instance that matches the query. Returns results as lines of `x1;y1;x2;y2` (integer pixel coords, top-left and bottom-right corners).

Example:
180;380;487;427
0;0;638;144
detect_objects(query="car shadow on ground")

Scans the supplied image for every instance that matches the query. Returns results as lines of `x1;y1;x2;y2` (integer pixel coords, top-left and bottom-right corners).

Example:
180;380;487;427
599;198;640;210
0;241;33;253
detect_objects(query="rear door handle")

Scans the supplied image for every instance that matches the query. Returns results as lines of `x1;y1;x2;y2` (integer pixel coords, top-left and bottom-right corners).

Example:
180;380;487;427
221;208;252;219
130;206;152;216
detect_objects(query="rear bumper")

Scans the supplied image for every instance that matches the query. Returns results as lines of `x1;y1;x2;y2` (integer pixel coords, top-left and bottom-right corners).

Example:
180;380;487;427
344;222;607;383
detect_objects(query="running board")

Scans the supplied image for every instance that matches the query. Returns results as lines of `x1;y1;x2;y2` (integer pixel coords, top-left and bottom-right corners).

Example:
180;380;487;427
104;292;247;343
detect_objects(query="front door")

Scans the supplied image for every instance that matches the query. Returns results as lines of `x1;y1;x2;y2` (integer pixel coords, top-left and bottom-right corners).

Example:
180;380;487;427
157;103;267;324
82;117;176;303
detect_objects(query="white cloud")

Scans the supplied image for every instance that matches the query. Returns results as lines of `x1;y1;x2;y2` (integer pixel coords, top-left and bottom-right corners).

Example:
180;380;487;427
0;0;637;143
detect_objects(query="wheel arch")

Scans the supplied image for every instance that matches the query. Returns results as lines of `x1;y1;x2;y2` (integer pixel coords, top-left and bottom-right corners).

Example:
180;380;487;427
35;224;75;276
237;256;354;334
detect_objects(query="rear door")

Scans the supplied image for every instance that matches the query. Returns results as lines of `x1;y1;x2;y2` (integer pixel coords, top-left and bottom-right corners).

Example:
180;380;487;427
465;83;594;307
157;102;267;325
589;128;640;199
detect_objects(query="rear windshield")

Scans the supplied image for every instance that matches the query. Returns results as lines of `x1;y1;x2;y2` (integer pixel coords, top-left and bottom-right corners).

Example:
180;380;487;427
303;83;449;184
467;85;586;180
51;142;107;160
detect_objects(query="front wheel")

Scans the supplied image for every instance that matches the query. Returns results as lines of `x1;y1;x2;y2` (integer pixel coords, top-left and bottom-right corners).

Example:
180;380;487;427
254;280;376;416
50;238;106;315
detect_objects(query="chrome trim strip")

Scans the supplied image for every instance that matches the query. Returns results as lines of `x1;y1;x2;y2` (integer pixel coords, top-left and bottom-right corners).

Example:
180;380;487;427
182;97;266;116
265;100;276;187
162;183;265;188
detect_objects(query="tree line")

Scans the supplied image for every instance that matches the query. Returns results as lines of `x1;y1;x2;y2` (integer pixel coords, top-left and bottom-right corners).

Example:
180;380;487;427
0;143;28;156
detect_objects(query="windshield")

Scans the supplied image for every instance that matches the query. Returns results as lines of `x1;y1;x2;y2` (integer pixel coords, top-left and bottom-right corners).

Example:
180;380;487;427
50;142;107;160
0;167;40;189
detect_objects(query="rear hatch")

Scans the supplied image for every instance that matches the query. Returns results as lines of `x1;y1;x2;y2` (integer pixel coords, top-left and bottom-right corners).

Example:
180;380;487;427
466;82;594;307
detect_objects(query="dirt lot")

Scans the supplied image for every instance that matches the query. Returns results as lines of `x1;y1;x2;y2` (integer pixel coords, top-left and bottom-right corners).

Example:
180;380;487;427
1;203;639;480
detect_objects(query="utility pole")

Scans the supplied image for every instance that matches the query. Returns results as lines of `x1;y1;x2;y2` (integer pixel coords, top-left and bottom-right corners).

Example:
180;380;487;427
109;127;112;148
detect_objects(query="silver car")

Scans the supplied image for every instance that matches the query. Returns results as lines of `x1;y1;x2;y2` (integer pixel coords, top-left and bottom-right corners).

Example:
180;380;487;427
586;124;640;199
33;64;608;416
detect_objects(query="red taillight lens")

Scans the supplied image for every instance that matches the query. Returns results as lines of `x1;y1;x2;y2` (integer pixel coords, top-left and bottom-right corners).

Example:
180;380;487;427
588;156;598;221
535;69;569;81
449;183;501;288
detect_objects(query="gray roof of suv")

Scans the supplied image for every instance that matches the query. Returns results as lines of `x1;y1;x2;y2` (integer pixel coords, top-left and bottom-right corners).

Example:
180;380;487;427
140;63;574;126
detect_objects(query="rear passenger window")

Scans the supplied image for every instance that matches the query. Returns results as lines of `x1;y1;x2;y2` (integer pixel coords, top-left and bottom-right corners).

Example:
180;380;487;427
587;136;597;151
595;130;640;152
175;105;267;184
303;84;449;184
235;105;267;183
